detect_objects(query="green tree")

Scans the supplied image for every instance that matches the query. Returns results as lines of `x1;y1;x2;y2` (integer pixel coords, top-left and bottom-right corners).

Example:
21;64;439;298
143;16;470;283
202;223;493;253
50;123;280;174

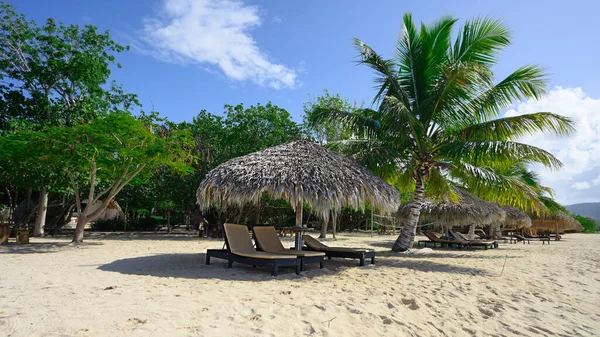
303;90;355;145
310;14;574;251
573;215;597;233
0;113;192;243
0;3;138;236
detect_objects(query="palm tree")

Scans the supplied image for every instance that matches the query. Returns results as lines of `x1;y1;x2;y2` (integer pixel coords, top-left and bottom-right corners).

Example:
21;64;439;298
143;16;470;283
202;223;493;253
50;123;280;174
309;14;575;251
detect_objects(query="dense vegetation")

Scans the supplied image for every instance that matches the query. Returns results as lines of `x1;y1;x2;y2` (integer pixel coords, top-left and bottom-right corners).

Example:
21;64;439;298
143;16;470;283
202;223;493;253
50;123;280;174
573;215;599;233
0;4;583;245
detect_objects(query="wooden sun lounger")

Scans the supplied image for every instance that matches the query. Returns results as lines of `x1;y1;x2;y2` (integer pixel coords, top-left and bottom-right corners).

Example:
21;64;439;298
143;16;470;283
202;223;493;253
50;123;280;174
521;234;550;245
417;232;453;248
205;223;300;276
450;231;497;249
302;235;376;266
253;226;325;270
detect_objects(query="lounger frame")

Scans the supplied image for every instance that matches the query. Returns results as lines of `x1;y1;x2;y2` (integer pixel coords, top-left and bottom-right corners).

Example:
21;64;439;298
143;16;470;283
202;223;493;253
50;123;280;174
205;249;300;276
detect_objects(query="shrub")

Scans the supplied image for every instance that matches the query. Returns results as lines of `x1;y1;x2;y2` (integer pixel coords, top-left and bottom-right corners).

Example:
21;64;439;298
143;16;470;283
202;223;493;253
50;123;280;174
91;218;125;231
127;217;161;231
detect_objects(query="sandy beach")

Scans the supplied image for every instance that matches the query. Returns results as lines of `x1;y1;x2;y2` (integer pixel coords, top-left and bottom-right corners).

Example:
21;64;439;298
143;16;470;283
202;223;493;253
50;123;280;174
1;233;599;337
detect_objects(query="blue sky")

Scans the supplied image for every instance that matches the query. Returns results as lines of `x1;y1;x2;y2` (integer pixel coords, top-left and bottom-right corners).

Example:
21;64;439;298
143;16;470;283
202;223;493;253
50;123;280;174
12;0;600;204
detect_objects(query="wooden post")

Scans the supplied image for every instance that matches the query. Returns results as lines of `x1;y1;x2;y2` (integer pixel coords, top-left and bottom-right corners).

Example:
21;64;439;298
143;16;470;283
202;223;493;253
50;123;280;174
555;222;559;241
254;200;261;225
294;200;303;250
332;212;337;239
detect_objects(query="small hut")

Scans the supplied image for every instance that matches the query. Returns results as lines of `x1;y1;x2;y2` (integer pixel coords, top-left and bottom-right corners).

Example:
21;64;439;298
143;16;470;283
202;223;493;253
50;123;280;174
396;188;506;239
196;140;400;249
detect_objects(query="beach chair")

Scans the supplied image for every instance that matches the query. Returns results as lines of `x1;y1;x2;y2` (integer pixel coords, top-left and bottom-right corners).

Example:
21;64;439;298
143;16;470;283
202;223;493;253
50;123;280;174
513;234;531;244
302;235;376;266
449;231;497;249
491;232;513;244
205;223;300;276
253;226;325;270
417;232;452;248
523;234;550;245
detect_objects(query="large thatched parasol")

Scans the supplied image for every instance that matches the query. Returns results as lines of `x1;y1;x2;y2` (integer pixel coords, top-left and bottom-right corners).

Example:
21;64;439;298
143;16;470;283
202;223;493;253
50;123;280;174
196;140;400;249
396;188;506;228
530;211;584;237
501;206;532;229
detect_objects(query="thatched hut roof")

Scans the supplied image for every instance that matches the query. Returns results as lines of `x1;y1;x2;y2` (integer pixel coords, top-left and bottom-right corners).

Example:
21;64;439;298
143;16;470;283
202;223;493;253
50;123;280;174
196;140;400;221
501;206;532;229
531;211;584;232
396;188;506;227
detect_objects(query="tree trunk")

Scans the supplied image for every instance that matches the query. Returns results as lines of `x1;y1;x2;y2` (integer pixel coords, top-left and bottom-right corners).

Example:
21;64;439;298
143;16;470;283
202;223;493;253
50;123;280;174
73;215;87;244
392;173;425;252
33;187;48;237
320;218;328;239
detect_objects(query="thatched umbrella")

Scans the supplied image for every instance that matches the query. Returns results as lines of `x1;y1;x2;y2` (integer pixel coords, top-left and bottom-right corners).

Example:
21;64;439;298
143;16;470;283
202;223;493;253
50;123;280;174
196;140;400;249
530;211;584;239
396;188;506;239
501;206;532;230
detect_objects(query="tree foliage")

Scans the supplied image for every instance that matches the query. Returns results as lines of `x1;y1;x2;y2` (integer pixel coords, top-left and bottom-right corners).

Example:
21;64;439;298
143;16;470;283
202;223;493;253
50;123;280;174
573;215;599;233
309;13;575;251
0;2;138;132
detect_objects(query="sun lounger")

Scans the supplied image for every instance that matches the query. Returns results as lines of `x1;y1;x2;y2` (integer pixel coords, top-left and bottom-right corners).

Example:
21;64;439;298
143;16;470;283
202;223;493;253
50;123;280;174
450;231;497;249
491;232;514;243
302;235;376;266
205;223;300;276
513;234;531;244
253;226;325;270
417;232;453;248
523;234;550;245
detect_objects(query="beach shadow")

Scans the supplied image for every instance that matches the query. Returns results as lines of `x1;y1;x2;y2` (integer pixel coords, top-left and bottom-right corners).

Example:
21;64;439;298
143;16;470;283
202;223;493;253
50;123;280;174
84;232;208;242
375;251;522;260
98;251;493;281
374;258;493;276
0;241;103;254
98;253;318;281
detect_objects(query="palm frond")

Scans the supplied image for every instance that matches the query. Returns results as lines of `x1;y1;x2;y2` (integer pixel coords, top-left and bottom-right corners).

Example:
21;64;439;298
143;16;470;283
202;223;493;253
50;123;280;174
450;163;547;213
353;38;410;107
452;112;575;141
452;17;511;65
439;140;563;170
472;65;548;119
309;107;382;138
426;167;459;202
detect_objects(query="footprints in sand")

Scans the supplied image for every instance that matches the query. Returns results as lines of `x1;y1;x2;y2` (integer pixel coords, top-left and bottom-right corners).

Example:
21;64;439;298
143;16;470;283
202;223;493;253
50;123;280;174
477;297;505;319
400;298;420;310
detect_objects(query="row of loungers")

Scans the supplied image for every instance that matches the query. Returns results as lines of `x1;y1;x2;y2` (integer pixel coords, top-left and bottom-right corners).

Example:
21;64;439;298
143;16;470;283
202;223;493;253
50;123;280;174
205;224;376;276
417;231;498;249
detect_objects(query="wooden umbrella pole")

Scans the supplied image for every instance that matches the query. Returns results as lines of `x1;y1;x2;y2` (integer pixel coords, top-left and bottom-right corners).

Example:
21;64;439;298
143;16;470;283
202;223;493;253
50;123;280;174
295;200;303;250
254;199;261;225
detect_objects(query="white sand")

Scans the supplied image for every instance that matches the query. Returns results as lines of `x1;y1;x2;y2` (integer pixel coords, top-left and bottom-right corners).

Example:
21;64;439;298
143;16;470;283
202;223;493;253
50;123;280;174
1;233;599;337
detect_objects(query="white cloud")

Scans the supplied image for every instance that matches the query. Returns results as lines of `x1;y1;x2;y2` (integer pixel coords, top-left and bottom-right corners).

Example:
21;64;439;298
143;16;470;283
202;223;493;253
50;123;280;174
138;0;297;89
571;181;591;190
593;175;600;186
505;87;600;204
272;16;282;24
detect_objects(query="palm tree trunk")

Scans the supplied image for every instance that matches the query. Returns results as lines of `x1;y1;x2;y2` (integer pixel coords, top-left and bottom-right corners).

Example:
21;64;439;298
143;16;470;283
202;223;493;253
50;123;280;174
392;174;425;252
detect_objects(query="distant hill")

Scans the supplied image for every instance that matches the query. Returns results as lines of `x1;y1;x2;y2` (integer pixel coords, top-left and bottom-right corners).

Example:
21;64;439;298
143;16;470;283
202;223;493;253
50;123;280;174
564;203;600;221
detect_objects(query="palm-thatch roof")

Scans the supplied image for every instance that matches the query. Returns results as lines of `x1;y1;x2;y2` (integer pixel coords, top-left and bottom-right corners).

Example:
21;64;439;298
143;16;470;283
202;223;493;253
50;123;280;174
501;206;532;229
196;140;400;221
531;211;584;232
396;188;506;227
